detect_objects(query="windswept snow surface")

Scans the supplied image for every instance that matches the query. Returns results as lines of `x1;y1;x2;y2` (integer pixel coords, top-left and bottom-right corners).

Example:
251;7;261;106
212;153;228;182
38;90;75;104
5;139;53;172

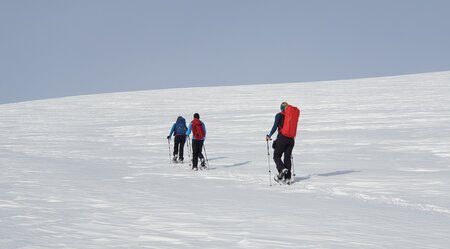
1;72;450;248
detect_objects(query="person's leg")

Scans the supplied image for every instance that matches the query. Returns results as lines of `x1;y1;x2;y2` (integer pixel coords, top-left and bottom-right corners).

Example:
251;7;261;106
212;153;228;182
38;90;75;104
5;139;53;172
283;138;295;179
273;135;287;174
198;140;205;166
173;136;180;157
192;139;200;169
198;140;204;160
179;136;186;161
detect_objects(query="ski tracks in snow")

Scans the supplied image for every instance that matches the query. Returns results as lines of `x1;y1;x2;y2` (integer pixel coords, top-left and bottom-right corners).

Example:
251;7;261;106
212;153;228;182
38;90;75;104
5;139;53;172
143;161;450;217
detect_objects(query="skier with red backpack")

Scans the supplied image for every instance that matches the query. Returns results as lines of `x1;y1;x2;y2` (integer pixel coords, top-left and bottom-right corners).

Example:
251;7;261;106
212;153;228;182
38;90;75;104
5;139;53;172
266;102;300;183
186;113;207;170
167;116;188;163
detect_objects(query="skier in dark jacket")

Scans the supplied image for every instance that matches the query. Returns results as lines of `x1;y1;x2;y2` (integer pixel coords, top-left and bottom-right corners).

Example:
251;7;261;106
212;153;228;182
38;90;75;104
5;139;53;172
167;116;188;163
186;113;206;170
266;102;295;181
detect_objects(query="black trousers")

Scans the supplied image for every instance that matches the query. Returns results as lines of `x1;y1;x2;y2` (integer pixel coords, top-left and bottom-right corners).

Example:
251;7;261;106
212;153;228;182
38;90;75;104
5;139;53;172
273;134;295;179
173;135;186;160
192;139;204;168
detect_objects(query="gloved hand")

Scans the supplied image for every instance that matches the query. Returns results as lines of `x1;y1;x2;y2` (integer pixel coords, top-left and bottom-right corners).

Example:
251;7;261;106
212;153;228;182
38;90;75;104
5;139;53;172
167;136;171;140
266;135;271;141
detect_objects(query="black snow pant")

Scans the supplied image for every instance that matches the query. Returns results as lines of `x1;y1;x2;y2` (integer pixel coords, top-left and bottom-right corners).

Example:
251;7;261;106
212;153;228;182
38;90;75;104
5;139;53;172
273;134;295;179
173;135;186;160
192;139;204;168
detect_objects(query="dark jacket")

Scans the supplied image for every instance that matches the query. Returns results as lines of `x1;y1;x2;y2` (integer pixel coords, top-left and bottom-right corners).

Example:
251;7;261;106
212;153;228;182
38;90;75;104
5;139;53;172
268;112;284;138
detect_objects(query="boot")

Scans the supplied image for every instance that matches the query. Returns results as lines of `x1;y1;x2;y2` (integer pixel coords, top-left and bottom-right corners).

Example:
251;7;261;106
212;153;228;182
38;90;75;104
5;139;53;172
276;168;288;180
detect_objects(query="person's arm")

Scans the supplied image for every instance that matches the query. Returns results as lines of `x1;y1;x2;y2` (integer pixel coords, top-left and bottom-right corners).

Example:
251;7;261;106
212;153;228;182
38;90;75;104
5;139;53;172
202;123;206;138
167;124;175;139
267;113;281;138
186;123;192;136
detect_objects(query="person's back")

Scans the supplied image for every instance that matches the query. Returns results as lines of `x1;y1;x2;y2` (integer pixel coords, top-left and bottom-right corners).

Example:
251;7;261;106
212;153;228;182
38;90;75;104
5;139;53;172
191;119;205;140
167;116;188;163
186;113;206;170
174;117;187;136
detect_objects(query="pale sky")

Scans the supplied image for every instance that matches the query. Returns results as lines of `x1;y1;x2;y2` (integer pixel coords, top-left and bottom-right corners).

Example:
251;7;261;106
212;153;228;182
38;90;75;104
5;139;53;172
1;0;449;104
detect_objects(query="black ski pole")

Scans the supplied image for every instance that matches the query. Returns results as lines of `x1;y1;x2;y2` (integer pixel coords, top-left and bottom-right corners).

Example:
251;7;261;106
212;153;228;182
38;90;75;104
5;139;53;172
203;142;210;169
291;155;295;177
168;138;172;164
266;140;272;186
186;136;192;167
291;138;297;183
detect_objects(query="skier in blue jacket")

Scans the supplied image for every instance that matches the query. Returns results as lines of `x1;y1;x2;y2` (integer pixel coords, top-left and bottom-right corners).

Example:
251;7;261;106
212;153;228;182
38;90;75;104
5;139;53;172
167;116;188;163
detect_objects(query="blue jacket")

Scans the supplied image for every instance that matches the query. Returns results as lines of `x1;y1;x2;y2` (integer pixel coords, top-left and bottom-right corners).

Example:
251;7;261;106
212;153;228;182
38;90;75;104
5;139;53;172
168;117;187;137
186;121;206;140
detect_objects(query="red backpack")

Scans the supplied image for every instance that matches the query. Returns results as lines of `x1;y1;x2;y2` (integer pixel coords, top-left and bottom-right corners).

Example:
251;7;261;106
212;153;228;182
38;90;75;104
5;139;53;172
280;105;300;138
192;119;205;140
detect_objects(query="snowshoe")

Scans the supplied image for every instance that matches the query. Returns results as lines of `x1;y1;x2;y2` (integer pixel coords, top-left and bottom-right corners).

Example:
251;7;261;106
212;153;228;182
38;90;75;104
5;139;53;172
274;176;286;185
285;178;293;185
277;168;288;180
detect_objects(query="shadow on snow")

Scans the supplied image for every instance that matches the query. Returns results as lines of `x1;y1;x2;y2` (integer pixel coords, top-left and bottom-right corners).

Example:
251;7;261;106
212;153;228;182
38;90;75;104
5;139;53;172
224;160;252;168
207;156;228;161
293;170;359;183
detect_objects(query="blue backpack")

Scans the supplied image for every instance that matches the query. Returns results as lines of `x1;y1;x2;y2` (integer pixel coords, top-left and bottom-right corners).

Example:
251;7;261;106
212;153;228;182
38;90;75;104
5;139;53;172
174;117;187;135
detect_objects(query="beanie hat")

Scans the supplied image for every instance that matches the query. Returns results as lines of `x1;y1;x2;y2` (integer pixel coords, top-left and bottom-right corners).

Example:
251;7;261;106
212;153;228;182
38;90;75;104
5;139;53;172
280;102;288;111
194;113;200;119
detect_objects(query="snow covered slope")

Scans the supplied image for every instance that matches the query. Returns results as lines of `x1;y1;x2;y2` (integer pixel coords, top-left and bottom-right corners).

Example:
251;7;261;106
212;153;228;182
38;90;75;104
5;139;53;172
1;71;450;248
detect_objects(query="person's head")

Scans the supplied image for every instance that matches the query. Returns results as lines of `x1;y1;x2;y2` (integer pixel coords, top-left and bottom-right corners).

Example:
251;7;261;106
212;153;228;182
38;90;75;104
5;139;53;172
176;116;185;123
280;102;288;111
194;113;200;119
